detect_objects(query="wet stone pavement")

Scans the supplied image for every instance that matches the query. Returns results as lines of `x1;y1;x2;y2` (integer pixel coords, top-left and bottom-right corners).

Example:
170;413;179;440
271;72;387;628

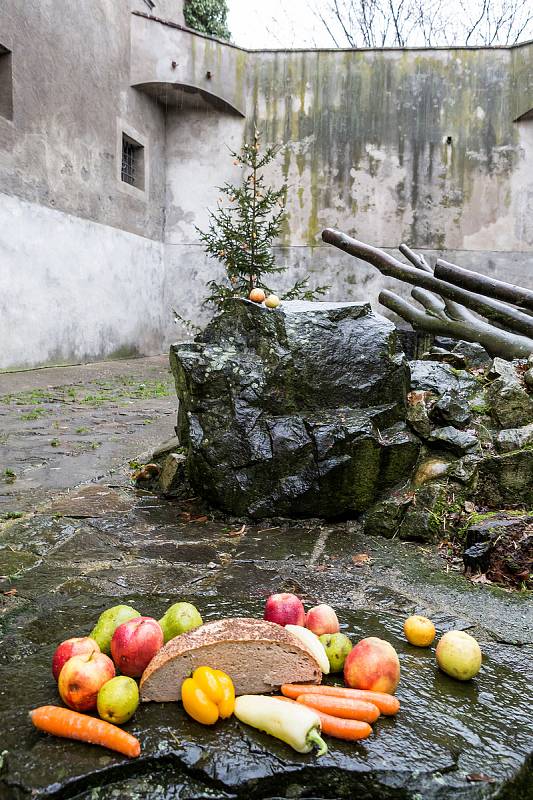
0;359;532;799
0;356;175;514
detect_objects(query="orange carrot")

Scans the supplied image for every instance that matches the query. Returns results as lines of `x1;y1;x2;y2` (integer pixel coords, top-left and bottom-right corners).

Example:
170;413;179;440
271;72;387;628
276;696;372;741
281;684;400;716
296;694;380;723
30;706;141;758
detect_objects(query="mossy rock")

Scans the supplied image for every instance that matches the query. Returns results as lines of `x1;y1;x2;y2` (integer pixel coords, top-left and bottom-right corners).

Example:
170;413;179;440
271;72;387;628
170;300;418;517
474;449;533;506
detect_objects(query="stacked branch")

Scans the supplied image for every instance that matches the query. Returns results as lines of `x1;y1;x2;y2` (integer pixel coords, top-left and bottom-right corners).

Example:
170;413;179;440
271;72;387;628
321;228;533;361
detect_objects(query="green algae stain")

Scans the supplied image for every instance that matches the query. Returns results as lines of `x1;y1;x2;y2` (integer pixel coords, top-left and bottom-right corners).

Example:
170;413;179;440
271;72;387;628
242;44;522;248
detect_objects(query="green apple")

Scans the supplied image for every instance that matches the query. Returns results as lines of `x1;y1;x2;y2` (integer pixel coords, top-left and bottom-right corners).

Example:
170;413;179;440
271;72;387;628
436;630;482;681
319;632;353;673
97;676;139;724
159;602;203;643
90;605;140;654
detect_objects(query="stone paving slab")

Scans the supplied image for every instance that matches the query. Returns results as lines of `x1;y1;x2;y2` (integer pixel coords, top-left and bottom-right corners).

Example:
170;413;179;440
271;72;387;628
1;489;532;799
0;358;532;799
0;356;176;513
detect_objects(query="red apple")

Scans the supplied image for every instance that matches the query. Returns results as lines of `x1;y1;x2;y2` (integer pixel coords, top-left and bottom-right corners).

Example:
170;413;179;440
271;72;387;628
52;637;100;682
263;593;305;627
305;604;340;636
344;637;400;694
58;651;115;711
111;616;164;677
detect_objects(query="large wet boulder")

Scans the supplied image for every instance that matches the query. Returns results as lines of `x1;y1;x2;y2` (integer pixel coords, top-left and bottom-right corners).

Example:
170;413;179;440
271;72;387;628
170;300;419;518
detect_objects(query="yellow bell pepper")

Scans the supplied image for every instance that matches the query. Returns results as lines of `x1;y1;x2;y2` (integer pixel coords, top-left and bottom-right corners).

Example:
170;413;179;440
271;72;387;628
181;667;235;725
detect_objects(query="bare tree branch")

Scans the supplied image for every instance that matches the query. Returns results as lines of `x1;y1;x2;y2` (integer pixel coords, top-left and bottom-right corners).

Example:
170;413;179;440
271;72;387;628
434;260;533;312
312;0;533;47
399;243;475;323
379;289;533;359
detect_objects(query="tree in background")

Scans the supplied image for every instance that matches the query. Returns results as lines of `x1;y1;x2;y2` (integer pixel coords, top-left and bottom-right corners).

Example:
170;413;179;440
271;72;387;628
197;131;328;309
183;0;231;40
313;0;532;47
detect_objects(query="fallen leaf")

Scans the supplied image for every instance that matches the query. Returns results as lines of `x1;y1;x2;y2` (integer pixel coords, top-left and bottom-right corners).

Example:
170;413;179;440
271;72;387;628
466;773;496;783
191;515;209;524
226;524;246;537
3;588;17;596
352;553;371;565
464;501;476;513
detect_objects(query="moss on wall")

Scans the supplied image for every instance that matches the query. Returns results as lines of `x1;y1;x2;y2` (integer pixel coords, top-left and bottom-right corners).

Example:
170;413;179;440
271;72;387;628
236;45;528;249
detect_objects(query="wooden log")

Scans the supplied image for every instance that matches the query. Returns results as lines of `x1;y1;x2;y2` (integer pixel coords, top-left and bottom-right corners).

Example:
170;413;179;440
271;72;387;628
322;228;533;339
399;244;475;323
379;290;533;360
434;259;533;313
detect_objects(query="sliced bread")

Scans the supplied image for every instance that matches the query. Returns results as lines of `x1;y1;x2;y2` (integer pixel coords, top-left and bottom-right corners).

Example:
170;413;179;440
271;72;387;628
140;617;322;701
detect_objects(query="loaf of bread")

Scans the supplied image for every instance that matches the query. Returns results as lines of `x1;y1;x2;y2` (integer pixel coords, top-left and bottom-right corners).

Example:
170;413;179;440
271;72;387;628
140;617;322;701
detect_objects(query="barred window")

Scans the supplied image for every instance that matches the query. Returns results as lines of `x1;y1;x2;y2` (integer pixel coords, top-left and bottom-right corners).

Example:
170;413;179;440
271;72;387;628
0;45;13;121
121;133;145;190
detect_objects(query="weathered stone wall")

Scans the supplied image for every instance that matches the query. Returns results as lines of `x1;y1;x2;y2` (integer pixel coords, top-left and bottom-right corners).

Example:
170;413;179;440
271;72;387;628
0;1;176;368
161;35;533;340
0;1;171;241
0;192;165;369
1;5;532;367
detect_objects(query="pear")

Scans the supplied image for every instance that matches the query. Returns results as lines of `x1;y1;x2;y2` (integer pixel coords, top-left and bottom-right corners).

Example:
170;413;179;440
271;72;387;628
97;676;139;724
319;632;353;673
90;604;140;654
159;602;203;643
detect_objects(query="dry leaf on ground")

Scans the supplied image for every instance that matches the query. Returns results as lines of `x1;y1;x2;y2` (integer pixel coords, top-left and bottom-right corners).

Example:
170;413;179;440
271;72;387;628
466;773;496;783
352;553;371;565
226;524;246;537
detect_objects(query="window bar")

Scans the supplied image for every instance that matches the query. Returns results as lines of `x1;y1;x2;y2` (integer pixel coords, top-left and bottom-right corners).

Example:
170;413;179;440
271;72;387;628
121;139;136;186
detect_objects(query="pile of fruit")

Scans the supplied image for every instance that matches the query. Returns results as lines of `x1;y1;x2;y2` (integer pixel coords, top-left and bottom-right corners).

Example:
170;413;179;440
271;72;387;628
248;288;280;308
32;601;204;757
29;594;483;760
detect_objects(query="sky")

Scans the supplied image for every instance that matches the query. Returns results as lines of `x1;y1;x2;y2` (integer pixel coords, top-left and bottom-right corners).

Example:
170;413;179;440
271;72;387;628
227;0;329;49
226;0;533;49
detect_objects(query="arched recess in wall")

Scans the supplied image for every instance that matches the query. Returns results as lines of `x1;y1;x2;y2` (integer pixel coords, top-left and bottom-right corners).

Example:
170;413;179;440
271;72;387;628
132;81;245;117
514;108;533;122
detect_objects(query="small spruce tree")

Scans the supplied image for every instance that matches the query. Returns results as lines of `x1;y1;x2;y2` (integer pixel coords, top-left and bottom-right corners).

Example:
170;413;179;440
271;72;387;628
197;130;328;308
183;0;231;41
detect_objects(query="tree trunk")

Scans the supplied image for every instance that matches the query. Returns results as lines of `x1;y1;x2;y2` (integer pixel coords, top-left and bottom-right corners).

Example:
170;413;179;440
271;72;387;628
321;228;533;360
379;290;533;360
321;228;533;339
434;259;533;313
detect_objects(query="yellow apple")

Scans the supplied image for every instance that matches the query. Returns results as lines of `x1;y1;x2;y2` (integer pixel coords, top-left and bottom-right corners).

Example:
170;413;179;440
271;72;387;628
436;630;482;680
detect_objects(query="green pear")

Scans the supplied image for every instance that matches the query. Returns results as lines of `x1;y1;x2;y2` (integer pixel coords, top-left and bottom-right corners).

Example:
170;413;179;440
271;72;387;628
159;602;203;643
319;632;353;673
97;676;139;724
90;604;140;654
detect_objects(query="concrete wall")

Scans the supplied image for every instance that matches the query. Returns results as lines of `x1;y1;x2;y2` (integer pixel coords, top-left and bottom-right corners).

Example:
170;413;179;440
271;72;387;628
1;5;532;367
0;1;172;368
0;192;165;370
0;0;166;240
156;23;532;338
